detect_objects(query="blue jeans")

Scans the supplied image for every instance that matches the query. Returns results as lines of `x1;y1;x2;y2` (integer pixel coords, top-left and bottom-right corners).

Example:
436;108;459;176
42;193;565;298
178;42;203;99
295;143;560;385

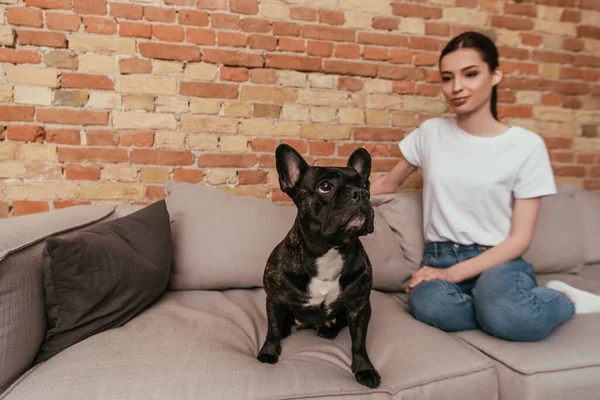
407;242;575;342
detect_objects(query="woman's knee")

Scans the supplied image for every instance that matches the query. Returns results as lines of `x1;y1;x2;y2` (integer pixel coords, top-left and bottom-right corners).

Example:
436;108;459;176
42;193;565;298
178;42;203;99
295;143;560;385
408;280;476;331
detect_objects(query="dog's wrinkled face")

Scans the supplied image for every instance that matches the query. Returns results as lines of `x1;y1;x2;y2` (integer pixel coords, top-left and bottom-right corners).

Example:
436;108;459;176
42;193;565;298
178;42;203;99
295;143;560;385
276;144;375;244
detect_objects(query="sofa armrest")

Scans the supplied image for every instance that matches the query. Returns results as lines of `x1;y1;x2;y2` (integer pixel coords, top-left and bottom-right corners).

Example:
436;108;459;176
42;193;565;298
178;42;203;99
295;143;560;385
0;205;115;394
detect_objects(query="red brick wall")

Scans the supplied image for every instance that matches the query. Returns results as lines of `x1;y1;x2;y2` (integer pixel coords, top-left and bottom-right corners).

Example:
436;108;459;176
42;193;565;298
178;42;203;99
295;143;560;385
0;0;599;217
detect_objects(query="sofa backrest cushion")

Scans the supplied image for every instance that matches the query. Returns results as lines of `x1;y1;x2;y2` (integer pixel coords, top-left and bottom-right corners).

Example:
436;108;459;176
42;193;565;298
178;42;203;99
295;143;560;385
164;181;413;291
575;190;600;266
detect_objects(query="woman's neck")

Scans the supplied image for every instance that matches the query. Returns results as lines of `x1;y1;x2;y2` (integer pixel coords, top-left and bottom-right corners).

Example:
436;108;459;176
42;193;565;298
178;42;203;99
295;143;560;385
455;100;508;137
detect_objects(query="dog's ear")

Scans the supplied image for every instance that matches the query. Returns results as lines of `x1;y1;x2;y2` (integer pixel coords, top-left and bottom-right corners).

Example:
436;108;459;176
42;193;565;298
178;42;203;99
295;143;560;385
276;144;309;198
347;147;371;180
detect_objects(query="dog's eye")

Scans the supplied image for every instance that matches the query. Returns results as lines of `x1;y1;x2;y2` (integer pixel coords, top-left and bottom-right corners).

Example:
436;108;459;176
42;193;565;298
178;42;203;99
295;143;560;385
318;180;333;193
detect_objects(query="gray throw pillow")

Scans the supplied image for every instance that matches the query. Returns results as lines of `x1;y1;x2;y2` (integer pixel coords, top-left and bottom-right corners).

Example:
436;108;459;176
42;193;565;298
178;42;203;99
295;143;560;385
35;200;172;363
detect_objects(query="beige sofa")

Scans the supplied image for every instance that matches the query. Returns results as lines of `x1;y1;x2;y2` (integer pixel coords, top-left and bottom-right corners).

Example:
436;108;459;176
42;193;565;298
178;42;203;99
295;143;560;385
1;181;599;400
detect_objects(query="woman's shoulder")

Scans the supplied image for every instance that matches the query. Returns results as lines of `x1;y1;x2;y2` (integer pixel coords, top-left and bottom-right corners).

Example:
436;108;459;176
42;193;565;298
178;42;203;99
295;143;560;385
507;124;546;148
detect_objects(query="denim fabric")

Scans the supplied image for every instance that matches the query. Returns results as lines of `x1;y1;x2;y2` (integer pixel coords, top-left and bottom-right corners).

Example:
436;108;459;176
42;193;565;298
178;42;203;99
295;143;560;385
407;242;575;342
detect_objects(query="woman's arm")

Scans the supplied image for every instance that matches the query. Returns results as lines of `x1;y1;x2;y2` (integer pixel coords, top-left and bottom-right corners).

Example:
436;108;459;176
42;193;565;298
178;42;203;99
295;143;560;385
447;196;541;282
370;155;417;196
406;197;542;292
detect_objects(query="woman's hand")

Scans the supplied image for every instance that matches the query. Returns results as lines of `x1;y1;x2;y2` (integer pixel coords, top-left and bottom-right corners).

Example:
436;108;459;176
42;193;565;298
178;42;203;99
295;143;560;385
405;266;457;293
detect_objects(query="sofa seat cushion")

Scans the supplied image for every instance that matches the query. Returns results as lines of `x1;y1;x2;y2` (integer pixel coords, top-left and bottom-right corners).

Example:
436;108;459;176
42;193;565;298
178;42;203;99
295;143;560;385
452;275;600;400
4;291;497;400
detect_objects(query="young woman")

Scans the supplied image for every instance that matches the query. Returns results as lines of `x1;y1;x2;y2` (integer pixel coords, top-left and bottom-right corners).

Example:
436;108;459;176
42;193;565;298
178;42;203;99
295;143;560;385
370;31;600;341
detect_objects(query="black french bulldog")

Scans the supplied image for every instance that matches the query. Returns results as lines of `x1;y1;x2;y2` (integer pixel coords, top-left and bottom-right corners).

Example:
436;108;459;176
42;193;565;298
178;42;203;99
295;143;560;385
257;144;381;389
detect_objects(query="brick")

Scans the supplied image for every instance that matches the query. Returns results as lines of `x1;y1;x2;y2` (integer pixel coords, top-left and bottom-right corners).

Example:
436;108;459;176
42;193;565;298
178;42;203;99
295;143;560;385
155;131;185;149
220;135;248;152
116;76;176;95
218;31;247;47
180;116;237;133
139;43;200;62
119;59;151;74
372;16;398;31
264;54;320;72
402;96;446;113
238;170;266;185
6;7;42;27
0;49;39;65
240;18;270;33
156;96;188;113
392;81;416;95
186;27;216;45
187;134;218;151
491;16;533;31
358;32;409;47
119;21;152;38
563;38;584;52
66;164;101;180
0;203;7;218
6;66;58;88
144;6;175;22
520;33;542;47
0;26;15;47
301;124;351;140
290;7;317;21
278;70;306;87
211;13;239;29
339;108;364;124
78;54;114;74
231;0;258;14
505;3;537;17
205;169;236;185
319;9;344;25
185;63;218;81
4;182;77;201
14;86;53;106
302;25;354;42
338;76;362;91
130;149;193;166
79;183;144;200
58;147;127;163
172;169;203;183
152;60;184;77
180;82;239;99
577;153;595;164
279;37;305;52
220;66;249;82
251;69;277;84
53;201;92;209
426;21;450;37
113;112;176;130
298;89;349;107
364;47;389;61
189;99;221;114
54;89;88;107
281;105;310;121
310;107;336;123
86;129;117;145
69;33;136;54
578;25;600;40
308;74;337;89
0;105;34;122
6;125;45;142
309;141;335;156
335;44;360;59
153;25;184;42
562;9;581;23
324;60;377;77
307;41;333;57
202;49;263;67
198;153;257;167
415;52;438;66
366;111;389;125
37;109;108;125
12;201;50;216
261;0;289;19
391;2;442;19
140;167;169;183
241;86;296;102
17;29;66;47
353;127;403;141
388;49;412;64
74;0;106;15
46;12;81;31
196;0;226;10
61;72;113;91
25;0;70;9
46;129;80;144
102;165;137;182
378;65;423;80
241;119;300;137
535;20;576;37
14;143;57;161
223;101;251;117
120;131;154;147
83;16;117;34
253;103;281;118
110;3;142;20
248;34;277;50
399;17;425;35
178;9;209;26
273;21;300;36
251;138;277;152
0;85;12;103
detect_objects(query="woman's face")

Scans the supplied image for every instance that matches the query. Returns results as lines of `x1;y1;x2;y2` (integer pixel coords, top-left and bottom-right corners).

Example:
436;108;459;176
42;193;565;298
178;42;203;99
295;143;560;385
439;47;501;116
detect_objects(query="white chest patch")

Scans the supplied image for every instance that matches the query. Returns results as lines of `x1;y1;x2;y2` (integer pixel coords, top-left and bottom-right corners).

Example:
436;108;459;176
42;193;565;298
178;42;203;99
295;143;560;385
307;249;344;308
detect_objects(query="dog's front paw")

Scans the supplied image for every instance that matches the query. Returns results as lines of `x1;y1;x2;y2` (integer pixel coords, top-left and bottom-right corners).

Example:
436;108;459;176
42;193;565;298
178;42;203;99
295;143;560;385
354;368;381;388
257;342;281;364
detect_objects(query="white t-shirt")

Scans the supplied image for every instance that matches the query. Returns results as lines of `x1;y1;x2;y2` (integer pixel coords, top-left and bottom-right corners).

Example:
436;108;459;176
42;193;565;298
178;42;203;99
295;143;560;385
399;117;557;246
